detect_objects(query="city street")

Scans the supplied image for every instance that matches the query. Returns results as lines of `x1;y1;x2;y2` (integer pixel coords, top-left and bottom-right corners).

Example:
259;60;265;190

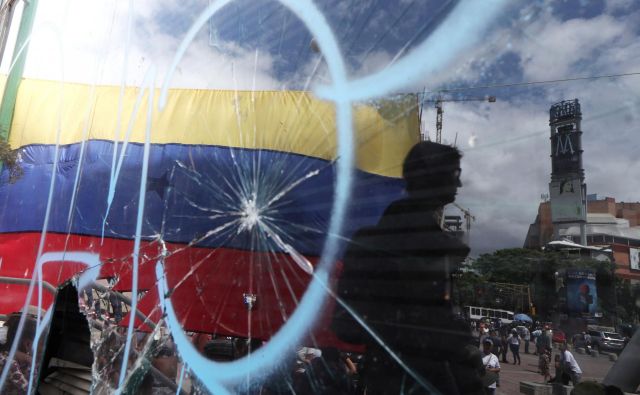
496;346;616;395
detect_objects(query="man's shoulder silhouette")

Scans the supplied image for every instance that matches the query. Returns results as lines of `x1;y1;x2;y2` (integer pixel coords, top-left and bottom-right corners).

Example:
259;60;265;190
332;142;482;394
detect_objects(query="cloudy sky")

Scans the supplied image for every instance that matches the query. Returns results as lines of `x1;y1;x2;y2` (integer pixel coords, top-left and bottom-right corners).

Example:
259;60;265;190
7;0;640;256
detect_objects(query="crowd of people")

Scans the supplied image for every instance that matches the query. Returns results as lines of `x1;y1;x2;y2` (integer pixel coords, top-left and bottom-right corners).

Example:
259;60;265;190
471;319;587;390
0;315;38;394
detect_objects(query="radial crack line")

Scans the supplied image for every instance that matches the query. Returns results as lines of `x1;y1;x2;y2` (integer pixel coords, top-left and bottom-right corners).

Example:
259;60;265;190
260;222;314;274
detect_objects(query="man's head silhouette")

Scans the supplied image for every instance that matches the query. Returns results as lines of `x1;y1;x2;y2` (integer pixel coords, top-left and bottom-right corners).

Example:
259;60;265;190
402;141;462;204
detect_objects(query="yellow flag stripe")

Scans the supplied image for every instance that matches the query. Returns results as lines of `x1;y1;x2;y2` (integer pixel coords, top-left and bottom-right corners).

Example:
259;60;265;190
8;78;419;177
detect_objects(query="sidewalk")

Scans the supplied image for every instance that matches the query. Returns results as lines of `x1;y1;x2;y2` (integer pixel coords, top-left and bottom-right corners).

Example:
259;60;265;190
495;348;614;394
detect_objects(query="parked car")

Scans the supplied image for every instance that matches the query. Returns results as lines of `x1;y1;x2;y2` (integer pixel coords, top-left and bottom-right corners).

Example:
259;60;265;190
552;329;566;343
588;330;625;354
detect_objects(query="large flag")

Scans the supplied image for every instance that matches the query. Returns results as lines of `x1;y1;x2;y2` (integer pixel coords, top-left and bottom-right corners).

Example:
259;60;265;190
0;77;419;347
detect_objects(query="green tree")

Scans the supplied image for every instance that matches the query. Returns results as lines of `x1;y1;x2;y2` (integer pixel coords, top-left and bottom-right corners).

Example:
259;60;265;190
452;270;486;308
616;279;640;324
471;248;616;320
473;248;545;284
0;140;22;183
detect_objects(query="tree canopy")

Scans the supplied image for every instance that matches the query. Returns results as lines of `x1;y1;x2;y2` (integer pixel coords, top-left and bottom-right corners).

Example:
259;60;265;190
462;247;617;320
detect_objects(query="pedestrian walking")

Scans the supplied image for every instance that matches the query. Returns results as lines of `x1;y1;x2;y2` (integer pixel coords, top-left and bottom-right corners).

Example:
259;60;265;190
531;327;542;355
480;330;490;348
500;332;508;363
481;339;500;395
584;332;592;349
559;342;582;385
539;348;551;383
490;330;501;357
536;328;551;355
551;354;570;385
523;326;531;353
507;329;521;365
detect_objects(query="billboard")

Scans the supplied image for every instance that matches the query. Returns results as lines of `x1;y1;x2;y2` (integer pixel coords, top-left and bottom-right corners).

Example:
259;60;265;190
566;269;597;316
631;248;640;271
549;178;586;222
550;130;583;174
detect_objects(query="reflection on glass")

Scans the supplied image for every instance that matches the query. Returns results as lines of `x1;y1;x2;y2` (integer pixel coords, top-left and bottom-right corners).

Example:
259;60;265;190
0;0;638;394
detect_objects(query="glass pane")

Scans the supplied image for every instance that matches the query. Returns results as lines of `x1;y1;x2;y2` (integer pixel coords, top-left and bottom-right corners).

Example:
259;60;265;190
0;1;636;394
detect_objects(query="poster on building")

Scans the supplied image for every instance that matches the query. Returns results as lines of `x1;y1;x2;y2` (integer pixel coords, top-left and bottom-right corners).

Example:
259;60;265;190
549;178;586;222
566;269;597;316
630;248;640;271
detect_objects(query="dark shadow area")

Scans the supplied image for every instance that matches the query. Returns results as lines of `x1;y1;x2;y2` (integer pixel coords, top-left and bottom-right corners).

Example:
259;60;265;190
38;282;93;394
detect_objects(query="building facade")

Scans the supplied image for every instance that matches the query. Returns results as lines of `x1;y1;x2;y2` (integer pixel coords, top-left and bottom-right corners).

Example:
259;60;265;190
524;99;640;283
525;196;640;282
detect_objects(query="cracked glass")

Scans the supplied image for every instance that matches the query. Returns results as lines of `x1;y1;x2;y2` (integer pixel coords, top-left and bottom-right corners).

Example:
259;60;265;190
0;0;638;394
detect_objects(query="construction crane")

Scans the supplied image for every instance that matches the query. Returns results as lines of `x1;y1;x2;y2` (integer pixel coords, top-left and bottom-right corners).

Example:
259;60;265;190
420;94;496;143
452;202;475;233
417;93;486;236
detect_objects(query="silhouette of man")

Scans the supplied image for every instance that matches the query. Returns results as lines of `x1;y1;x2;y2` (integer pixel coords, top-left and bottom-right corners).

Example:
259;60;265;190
333;141;482;394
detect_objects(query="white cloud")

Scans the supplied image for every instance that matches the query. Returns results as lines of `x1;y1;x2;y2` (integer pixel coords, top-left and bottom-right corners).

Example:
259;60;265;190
21;0;281;89
350;49;395;80
410;4;638;93
432;100;550;253
605;0;636;13
517;14;627;81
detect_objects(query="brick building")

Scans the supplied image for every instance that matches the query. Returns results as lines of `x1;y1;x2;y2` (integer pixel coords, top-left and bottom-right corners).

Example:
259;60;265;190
525;195;640;282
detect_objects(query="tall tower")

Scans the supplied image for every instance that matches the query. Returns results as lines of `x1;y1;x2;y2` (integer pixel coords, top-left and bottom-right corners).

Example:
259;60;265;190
548;99;587;244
